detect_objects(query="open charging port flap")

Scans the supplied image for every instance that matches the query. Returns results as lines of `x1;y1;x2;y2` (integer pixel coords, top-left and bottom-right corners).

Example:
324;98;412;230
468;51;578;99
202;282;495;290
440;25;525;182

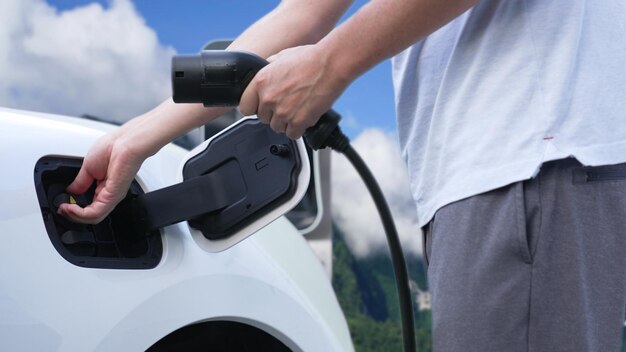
133;117;310;252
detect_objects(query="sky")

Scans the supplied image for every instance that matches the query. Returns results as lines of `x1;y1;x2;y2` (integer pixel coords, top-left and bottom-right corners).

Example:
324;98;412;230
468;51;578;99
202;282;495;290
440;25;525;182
46;0;398;137
0;0;421;258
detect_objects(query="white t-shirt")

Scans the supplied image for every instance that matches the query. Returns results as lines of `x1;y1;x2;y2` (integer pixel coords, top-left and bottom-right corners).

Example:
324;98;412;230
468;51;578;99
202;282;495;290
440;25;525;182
392;0;626;227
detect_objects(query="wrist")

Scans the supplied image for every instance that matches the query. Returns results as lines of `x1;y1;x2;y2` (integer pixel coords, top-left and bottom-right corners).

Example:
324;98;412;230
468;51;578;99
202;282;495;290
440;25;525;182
317;45;352;94
315;31;365;89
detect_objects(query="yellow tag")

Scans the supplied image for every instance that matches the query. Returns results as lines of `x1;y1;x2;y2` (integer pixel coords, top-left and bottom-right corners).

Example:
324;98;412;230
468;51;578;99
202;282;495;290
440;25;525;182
69;195;76;205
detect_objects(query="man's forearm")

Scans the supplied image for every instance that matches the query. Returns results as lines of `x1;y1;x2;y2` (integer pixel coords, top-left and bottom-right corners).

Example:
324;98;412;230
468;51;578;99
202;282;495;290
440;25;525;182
228;0;353;58
318;0;477;84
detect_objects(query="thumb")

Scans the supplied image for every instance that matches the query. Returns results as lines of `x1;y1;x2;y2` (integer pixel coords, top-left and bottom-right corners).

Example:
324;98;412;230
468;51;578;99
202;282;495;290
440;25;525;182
66;166;94;195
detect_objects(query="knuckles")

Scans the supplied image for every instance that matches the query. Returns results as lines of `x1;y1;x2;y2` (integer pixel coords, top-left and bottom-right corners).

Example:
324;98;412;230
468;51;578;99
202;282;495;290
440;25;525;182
273;105;290;121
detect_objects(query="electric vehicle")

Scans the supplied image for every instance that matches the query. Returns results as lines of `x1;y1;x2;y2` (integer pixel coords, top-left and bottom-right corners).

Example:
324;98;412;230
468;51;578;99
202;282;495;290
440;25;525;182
0;106;354;351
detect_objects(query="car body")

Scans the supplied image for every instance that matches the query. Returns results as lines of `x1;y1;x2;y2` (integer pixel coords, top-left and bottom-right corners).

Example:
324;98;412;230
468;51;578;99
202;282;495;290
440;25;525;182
0;107;353;351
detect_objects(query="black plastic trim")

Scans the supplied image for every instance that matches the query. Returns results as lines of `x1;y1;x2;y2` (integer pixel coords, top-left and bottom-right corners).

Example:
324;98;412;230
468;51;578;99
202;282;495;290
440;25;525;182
182;119;301;240
34;156;162;269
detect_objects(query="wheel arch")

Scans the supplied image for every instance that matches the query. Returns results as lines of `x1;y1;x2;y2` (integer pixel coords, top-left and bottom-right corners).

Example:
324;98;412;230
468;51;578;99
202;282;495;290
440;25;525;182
146;319;293;351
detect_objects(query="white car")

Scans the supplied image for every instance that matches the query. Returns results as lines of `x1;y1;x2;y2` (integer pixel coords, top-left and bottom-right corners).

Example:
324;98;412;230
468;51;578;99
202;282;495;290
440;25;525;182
0;107;353;351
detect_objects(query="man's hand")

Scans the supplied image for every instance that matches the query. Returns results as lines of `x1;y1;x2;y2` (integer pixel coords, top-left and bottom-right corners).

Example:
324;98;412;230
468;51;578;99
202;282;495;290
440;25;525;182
57;131;144;224
239;45;349;139
238;0;477;141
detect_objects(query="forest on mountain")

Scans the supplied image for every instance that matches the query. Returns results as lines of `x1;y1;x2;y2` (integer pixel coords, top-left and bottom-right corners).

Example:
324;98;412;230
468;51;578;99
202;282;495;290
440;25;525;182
331;225;431;352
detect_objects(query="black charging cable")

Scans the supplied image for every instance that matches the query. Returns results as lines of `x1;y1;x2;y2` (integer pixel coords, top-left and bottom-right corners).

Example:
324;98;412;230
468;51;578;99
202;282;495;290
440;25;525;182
304;110;416;352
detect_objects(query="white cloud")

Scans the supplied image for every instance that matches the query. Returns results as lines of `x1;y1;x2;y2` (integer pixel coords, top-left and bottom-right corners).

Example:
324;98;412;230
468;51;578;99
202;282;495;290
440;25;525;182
0;0;174;122
331;128;422;258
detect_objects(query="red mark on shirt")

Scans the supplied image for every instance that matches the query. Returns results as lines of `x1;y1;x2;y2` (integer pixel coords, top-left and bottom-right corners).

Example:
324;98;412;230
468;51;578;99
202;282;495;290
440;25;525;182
543;136;554;141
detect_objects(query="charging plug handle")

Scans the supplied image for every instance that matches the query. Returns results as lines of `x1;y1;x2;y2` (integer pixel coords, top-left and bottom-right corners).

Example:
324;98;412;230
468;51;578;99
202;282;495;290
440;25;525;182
172;51;339;150
173;50;268;106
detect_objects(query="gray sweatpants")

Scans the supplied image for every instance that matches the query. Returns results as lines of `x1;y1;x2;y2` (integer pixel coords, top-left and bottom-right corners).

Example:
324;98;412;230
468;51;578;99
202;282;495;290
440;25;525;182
424;158;626;352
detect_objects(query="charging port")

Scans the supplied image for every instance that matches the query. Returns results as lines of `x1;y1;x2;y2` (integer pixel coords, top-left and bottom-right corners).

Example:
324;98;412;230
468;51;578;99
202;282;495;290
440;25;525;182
34;157;162;269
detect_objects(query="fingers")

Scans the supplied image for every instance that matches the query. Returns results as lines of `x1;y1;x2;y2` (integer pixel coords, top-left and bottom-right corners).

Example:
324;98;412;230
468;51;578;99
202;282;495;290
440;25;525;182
239;46;336;139
257;104;274;124
270;115;288;134
239;77;260;117
285;124;307;140
240;68;278;127
239;71;286;133
58;201;113;225
58;177;126;224
66;165;95;195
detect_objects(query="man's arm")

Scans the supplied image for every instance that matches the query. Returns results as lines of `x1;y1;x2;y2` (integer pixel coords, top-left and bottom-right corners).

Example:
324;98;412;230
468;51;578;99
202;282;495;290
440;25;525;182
125;0;354;158
321;0;476;86
240;0;477;138
59;0;353;224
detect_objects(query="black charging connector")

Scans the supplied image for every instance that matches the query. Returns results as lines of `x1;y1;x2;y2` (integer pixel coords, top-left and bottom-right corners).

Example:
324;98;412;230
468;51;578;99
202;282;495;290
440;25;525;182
302;110;350;152
172;50;268;106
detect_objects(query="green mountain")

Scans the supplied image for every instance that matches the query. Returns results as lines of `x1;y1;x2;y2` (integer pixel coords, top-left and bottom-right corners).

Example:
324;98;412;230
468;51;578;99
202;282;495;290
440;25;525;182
331;225;431;352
